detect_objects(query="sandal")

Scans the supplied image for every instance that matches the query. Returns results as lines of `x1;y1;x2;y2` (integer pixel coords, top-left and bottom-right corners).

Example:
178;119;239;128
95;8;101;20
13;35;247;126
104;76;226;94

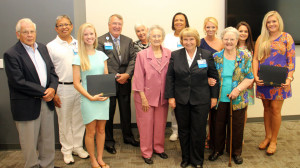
100;164;110;168
205;138;210;149
258;138;270;150
266;142;277;156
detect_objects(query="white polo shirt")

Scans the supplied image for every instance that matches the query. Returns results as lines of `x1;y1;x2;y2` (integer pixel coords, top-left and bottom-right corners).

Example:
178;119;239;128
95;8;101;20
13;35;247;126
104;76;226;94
47;35;78;83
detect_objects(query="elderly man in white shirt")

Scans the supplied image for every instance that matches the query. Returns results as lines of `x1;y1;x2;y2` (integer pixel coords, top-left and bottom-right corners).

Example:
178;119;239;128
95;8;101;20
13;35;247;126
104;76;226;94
47;15;88;164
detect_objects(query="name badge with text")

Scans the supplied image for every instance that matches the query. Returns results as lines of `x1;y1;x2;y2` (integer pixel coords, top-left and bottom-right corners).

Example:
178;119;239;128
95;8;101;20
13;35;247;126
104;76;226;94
104;42;113;50
197;59;207;68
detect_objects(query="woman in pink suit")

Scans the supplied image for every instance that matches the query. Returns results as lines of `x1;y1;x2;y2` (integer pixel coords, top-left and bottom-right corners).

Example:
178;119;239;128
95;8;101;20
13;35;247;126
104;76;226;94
132;25;171;164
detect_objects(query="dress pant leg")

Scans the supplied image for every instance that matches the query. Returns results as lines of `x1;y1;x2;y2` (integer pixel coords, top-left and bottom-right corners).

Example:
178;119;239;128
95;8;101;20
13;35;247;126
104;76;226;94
226;107;246;156
170;109;178;135
38;101;55;168
209;108;216;150
16;115;41;168
105;96;117;147
213;102;229;153
153;103;168;153
117;93;134;141
135;101;154;158
190;103;209;166
174;103;190;162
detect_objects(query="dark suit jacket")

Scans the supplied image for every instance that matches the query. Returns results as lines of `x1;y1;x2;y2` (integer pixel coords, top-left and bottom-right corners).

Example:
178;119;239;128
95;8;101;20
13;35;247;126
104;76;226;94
165;47;219;105
97;33;136;95
3;41;58;121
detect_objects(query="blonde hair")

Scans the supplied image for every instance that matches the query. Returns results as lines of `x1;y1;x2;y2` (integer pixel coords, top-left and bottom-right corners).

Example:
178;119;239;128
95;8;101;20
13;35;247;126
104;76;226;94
257;11;284;60
180;27;201;47
203;17;218;32
77;23;98;71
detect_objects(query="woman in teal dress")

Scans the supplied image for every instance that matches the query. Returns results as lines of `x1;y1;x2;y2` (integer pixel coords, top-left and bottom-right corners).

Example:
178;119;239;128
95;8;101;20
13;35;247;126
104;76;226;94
73;23;110;168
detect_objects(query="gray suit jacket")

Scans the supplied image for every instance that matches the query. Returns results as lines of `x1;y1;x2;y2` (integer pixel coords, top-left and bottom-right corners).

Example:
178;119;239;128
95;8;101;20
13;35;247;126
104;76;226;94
97;33;136;94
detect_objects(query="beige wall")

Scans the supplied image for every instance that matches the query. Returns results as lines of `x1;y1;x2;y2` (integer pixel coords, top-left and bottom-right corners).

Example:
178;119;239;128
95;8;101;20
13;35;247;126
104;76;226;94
85;0;299;123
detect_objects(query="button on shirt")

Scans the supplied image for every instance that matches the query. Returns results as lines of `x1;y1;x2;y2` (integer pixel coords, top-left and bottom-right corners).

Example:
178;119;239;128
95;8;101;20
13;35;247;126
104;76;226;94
22;42;47;87
185;48;197;67
47;35;78;83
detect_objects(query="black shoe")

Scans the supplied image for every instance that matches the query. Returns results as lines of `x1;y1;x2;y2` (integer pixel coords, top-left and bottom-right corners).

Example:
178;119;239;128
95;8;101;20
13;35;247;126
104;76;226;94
208;152;223;161
233;155;243;164
105;145;116;154
124;138;140;147
143;157;153;164
154;152;168;159
180;161;189;168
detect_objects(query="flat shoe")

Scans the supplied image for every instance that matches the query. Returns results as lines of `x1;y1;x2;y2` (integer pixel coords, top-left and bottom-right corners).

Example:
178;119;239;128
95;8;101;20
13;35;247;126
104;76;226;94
258;138;270;150
143;157;153;164
154;152;168;159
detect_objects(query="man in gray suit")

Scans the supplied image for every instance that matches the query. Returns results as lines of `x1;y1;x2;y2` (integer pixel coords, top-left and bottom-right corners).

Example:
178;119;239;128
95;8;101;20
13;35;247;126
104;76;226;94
97;14;138;154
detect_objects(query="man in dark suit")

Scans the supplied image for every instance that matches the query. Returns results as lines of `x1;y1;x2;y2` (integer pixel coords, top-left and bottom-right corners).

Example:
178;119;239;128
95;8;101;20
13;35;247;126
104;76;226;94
3;18;58;168
97;14;138;154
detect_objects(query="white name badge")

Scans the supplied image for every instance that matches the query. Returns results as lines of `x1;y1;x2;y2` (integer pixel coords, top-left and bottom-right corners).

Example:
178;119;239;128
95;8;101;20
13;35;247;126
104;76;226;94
104;42;113;50
197;59;207;68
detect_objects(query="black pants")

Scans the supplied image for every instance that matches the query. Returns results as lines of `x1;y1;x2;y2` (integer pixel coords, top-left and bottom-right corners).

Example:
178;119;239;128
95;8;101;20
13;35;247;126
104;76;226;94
105;93;134;147
175;102;209;166
212;102;246;156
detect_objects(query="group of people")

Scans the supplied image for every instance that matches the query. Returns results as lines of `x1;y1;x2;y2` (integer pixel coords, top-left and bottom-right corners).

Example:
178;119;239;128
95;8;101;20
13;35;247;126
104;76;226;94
3;10;295;168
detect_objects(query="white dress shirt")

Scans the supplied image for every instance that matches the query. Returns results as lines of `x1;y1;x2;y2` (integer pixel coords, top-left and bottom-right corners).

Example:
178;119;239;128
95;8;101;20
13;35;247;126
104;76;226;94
185;48;197;67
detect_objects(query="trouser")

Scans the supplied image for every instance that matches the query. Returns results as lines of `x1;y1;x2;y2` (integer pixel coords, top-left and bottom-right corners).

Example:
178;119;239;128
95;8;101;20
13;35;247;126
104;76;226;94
213;102;246;156
56;84;85;155
105;93;133;147
175;102;209;166
16;101;55;168
135;101;168;158
170;109;178;135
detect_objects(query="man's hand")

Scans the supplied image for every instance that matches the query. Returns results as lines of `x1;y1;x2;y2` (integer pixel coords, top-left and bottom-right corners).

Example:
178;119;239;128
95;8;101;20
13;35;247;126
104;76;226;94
116;73;130;84
43;88;55;102
53;94;62;108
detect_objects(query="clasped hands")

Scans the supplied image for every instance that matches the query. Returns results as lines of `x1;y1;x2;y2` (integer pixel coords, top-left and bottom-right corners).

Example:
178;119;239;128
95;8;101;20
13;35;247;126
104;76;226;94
116;73;130;84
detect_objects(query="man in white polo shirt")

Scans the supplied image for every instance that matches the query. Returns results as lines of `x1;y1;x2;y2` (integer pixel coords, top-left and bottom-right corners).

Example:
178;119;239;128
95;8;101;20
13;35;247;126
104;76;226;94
47;15;89;164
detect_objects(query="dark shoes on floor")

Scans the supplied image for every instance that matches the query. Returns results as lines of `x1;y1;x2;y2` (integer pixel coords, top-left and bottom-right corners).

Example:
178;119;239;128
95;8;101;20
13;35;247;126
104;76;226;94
233;155;243;164
180;161;190;168
124;138;140;147
154;152;168;159
208;152;223;161
104;145;117;154
143;157;153;164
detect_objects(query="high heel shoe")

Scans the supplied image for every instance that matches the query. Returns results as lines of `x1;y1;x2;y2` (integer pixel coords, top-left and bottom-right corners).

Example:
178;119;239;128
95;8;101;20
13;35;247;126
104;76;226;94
258;138;270;150
266;142;277;156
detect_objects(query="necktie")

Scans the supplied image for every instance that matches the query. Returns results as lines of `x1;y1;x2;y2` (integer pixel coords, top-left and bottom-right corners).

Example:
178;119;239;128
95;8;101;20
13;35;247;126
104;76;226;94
114;38;121;62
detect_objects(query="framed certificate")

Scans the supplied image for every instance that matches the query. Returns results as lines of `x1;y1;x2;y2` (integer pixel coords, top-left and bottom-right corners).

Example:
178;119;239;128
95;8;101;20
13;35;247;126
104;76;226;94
86;74;116;97
259;65;288;86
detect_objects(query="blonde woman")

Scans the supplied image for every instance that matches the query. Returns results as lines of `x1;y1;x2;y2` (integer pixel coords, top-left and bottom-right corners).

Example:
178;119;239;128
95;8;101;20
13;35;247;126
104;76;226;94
73;23;110;168
253;11;295;155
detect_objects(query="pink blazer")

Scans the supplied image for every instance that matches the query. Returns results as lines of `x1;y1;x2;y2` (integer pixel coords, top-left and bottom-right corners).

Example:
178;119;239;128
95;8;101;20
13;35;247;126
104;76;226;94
132;46;171;107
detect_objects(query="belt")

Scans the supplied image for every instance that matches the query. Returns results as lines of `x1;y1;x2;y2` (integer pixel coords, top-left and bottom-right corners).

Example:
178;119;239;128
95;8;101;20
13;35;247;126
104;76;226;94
59;81;73;85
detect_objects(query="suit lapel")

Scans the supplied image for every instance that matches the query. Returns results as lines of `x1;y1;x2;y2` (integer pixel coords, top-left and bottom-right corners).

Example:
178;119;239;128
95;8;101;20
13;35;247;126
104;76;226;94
190;47;201;70
180;49;190;72
16;41;41;84
119;35;127;64
37;44;49;85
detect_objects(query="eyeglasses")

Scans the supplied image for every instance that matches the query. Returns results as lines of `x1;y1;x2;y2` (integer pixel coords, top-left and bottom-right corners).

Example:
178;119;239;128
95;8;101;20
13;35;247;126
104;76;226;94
19;30;36;35
56;23;72;28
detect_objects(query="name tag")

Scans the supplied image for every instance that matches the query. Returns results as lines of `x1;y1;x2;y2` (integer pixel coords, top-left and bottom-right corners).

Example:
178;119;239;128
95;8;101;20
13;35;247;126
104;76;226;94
177;43;183;48
104;42;113;50
197;59;207;68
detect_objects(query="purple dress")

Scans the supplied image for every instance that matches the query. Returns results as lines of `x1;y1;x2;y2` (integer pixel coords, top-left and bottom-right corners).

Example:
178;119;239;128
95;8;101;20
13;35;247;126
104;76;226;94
256;32;295;100
200;38;218;54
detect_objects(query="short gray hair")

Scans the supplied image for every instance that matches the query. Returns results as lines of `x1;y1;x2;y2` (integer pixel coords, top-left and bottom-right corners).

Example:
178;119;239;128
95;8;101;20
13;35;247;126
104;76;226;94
55;15;72;27
134;23;147;32
221;27;239;40
147;25;165;41
16;18;36;32
108;14;123;24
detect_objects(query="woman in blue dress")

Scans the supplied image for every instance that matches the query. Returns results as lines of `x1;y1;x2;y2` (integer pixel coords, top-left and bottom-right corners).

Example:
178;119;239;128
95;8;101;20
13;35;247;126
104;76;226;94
73;23;110;168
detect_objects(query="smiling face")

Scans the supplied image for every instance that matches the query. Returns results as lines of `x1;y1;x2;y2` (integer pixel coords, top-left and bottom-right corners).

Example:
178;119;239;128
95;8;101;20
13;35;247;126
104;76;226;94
223;32;238;51
238;25;249;42
16;22;36;48
108;16;123;38
55;17;73;39
174;14;186;32
266;15;279;33
182;36;196;52
135;25;147;43
149;28;163;47
83;27;96;46
204;21;217;36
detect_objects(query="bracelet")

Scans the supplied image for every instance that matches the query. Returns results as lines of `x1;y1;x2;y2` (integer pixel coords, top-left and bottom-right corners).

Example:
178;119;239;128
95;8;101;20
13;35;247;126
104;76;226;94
236;86;242;92
287;77;294;81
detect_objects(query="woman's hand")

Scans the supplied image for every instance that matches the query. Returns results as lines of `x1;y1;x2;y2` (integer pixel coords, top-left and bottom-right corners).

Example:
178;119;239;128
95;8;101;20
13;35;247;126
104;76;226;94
281;78;292;88
208;78;217;86
141;97;150;112
169;98;176;109
211;98;217;108
228;88;240;100
254;76;264;86
89;93;108;101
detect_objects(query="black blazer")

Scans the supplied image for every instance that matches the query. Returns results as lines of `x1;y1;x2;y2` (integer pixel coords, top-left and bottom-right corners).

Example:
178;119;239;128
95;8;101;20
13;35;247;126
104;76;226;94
97;33;136;95
165;47;219;105
3;41;58;121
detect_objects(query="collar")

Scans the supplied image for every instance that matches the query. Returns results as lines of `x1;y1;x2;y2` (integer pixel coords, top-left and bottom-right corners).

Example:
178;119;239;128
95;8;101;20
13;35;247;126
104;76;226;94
109;33;120;41
21;41;38;50
55;35;77;45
